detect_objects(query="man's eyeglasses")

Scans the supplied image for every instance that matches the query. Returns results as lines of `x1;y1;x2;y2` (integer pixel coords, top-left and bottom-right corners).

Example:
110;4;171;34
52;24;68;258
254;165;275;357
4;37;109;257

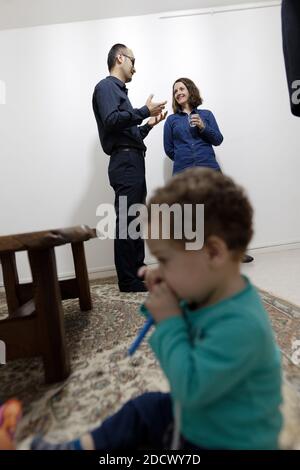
122;54;135;67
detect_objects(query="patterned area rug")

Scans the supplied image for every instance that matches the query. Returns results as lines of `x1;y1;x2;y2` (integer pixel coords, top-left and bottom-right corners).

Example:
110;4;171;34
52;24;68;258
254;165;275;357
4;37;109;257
0;278;300;449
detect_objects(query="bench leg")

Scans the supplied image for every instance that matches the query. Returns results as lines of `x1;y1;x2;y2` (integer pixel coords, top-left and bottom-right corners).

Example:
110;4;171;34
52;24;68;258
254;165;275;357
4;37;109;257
0;252;20;316
71;241;92;311
28;248;70;384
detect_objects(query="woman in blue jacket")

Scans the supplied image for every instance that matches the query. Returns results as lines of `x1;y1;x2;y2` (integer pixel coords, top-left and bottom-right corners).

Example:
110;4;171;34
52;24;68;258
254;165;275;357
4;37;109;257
164;77;253;263
164;77;223;175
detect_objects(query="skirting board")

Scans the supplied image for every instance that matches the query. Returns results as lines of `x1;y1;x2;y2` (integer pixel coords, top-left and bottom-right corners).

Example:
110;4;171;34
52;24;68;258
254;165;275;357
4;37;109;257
1;241;300;289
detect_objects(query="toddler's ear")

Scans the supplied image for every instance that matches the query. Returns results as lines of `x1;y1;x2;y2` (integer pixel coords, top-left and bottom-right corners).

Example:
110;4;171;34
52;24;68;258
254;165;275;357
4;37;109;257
205;236;228;264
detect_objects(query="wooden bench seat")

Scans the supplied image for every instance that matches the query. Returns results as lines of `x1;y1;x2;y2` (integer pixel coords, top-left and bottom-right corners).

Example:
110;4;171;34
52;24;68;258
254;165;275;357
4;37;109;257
0;225;96;384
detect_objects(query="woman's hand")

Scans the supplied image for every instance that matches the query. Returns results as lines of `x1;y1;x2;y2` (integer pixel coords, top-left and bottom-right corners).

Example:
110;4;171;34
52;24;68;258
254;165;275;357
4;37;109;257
144;281;181;323
190;114;205;130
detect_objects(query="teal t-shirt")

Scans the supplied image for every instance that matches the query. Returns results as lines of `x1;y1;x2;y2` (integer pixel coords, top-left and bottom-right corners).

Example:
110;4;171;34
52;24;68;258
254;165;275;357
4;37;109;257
148;276;282;449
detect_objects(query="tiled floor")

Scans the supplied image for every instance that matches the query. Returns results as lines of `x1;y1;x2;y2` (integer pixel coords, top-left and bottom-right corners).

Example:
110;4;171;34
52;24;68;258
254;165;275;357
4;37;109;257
242;247;300;307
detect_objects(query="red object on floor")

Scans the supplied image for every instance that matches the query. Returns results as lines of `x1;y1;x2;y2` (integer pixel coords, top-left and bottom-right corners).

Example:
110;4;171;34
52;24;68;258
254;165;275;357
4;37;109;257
0;398;22;450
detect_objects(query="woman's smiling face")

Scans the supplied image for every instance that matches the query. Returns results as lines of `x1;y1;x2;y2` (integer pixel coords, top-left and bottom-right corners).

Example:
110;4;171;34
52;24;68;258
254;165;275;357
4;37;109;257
173;81;190;108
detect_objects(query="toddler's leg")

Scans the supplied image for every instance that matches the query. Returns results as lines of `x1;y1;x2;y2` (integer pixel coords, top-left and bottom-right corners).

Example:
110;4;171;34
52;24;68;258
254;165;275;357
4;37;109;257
91;392;172;450
31;392;172;451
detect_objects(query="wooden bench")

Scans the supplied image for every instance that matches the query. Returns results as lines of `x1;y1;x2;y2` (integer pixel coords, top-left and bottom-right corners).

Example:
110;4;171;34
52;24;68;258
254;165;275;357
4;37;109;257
0;225;96;384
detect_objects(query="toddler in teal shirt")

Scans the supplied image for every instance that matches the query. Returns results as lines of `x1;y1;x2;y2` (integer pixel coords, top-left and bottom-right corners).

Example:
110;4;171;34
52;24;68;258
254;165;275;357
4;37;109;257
32;168;282;450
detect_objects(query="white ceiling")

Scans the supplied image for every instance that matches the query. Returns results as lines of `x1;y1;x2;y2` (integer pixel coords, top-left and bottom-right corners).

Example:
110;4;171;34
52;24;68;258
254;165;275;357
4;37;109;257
0;0;273;30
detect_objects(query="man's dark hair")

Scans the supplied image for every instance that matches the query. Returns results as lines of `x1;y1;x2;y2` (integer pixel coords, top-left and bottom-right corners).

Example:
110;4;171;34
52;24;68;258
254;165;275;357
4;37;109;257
107;43;127;71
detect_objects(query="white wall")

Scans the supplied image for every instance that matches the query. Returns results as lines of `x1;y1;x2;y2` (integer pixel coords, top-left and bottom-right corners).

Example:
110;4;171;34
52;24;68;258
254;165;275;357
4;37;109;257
1;2;300;282
0;0;268;30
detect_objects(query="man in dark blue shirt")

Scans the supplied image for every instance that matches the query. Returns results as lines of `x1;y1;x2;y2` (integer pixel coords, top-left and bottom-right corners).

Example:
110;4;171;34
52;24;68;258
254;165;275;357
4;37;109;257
93;44;167;292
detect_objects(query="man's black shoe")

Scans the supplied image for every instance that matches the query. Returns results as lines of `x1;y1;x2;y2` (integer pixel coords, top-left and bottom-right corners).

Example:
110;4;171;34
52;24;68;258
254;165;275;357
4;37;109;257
119;282;148;293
